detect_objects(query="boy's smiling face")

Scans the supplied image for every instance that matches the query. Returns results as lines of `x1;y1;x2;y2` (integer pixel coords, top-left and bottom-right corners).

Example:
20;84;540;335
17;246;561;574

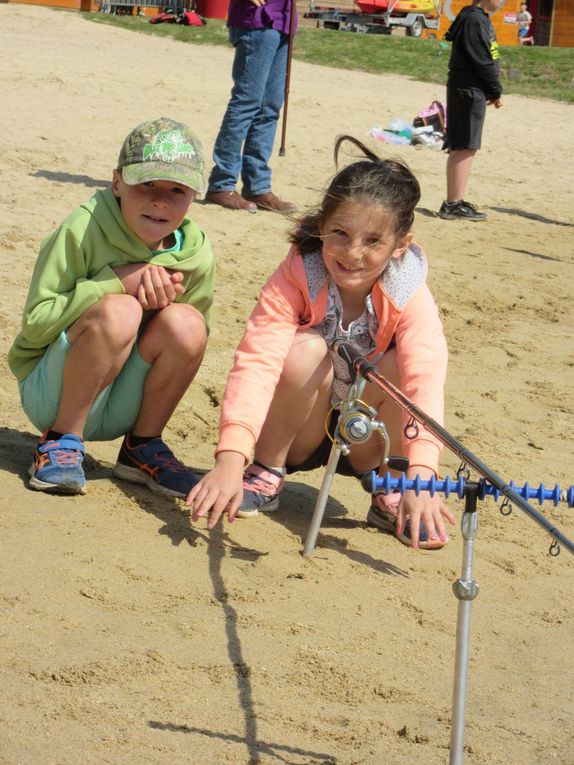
112;171;195;250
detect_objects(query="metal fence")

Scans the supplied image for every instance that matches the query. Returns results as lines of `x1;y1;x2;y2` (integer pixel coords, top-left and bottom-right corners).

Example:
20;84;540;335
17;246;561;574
98;0;193;14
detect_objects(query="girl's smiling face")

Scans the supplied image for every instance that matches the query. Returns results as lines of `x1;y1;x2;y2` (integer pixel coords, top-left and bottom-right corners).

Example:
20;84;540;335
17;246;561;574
319;199;412;302
112;171;195;250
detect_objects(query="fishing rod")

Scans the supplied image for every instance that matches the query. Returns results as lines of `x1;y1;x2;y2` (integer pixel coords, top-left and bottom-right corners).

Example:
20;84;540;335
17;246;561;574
302;341;573;765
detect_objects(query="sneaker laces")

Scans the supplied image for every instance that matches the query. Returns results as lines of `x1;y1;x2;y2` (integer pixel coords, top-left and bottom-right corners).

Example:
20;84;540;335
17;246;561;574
38;437;84;467
145;443;188;476
49;449;83;467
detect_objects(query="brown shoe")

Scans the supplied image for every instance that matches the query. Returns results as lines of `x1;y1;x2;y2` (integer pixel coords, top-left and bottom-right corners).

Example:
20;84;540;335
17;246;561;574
242;192;297;214
205;190;257;213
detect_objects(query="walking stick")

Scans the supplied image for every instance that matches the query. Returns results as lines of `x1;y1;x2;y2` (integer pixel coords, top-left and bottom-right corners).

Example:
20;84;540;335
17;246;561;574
279;0;297;157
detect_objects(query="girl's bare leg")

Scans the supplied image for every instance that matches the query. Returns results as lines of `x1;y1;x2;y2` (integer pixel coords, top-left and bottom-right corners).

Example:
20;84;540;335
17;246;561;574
253;330;333;468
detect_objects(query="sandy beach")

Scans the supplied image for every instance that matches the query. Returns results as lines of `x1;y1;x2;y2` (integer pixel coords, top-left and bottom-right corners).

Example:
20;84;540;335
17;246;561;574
0;5;573;764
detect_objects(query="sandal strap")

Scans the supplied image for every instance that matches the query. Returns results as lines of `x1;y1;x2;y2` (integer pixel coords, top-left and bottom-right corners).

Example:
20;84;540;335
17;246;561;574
372;491;401;516
243;462;284;497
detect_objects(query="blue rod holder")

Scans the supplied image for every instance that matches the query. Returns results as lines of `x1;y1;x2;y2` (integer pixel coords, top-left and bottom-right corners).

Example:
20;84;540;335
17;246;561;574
367;473;574;508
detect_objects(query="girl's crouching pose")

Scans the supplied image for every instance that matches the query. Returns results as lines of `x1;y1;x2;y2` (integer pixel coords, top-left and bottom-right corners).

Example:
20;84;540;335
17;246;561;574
188;135;455;549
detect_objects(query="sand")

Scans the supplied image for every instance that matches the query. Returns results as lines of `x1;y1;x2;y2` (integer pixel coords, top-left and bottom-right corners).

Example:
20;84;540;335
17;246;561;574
0;5;573;764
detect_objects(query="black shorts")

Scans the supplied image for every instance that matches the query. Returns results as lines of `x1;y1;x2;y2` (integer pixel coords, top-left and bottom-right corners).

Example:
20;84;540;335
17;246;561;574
286;410;373;478
446;85;486;151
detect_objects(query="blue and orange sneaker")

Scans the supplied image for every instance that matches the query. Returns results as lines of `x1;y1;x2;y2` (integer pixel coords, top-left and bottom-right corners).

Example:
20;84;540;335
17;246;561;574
29;432;86;495
112;435;199;498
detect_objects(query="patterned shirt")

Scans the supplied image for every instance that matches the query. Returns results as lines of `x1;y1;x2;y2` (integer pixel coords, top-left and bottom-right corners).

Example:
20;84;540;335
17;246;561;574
302;254;378;403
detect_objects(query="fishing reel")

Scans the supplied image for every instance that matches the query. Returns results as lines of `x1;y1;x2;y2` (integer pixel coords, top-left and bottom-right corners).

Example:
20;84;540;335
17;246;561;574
336;401;379;448
334;400;410;477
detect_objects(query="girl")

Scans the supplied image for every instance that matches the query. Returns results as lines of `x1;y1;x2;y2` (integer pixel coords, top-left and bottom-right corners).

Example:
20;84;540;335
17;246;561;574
188;136;455;549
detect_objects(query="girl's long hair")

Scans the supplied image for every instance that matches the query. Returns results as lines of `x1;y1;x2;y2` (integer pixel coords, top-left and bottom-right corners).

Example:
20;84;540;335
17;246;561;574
290;135;420;255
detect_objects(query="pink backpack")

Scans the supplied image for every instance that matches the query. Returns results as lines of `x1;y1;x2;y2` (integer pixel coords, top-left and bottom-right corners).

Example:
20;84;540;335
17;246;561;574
413;100;447;132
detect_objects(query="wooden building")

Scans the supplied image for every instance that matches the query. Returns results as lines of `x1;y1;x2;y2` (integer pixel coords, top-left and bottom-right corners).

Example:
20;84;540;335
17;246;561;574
528;0;573;47
436;0;573;47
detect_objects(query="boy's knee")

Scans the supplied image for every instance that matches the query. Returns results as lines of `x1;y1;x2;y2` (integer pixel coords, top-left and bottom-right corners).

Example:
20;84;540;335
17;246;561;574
94;294;142;331
149;303;208;353
70;294;142;345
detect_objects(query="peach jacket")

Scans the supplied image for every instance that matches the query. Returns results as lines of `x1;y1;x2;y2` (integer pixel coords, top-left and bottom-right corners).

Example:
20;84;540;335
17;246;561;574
217;243;448;474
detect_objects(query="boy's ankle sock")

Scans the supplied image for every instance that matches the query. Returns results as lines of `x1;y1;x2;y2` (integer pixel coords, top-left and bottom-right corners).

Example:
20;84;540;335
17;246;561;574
126;432;161;448
45;429;64;441
117;432;162;468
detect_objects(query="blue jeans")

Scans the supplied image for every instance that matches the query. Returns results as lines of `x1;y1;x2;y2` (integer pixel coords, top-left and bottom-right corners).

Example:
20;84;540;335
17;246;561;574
208;27;289;196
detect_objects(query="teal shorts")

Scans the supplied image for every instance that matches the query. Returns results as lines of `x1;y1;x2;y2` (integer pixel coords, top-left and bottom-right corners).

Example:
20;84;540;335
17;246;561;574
19;331;152;441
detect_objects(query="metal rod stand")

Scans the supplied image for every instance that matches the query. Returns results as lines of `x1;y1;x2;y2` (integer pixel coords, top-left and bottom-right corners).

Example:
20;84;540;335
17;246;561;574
303;439;342;556
303;375;368;556
449;486;480;765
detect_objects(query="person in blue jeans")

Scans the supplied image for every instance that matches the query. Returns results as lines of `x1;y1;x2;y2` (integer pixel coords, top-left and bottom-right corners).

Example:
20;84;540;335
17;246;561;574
205;0;297;214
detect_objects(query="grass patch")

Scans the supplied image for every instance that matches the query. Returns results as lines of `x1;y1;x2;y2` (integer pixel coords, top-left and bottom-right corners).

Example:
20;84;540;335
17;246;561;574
85;13;574;103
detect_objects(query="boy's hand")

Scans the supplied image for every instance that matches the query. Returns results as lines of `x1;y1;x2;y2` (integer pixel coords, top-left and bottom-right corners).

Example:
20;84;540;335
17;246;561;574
113;264;184;309
138;266;184;310
186;451;245;529
488;97;503;109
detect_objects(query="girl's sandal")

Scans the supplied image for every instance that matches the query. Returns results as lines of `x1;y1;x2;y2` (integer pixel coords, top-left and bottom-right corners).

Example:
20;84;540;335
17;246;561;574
366;491;447;550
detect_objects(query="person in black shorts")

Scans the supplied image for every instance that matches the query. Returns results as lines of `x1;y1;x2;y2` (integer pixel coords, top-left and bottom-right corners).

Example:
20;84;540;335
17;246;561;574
438;0;504;221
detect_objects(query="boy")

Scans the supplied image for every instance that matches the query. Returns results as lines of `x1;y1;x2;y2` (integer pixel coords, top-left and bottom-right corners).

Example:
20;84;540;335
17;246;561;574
9;117;215;497
437;0;504;222
517;2;534;45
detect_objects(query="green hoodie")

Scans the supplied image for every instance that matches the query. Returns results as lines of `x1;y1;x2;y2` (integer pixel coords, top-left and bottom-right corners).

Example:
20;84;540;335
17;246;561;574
9;188;215;382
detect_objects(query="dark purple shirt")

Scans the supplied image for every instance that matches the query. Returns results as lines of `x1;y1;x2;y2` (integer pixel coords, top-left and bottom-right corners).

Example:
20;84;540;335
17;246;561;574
227;0;297;35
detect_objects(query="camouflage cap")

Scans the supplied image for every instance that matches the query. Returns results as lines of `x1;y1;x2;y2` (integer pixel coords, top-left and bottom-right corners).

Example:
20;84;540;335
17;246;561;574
117;117;205;195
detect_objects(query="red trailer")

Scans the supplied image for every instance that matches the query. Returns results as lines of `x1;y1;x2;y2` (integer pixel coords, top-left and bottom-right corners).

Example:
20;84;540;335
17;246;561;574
304;0;442;38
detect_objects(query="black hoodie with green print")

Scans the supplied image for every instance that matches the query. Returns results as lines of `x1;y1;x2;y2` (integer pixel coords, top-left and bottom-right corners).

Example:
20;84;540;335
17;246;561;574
445;4;502;100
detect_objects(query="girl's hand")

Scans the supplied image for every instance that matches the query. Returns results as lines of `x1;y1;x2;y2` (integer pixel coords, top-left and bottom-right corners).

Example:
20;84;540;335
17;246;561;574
186;451;246;529
396;469;456;549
